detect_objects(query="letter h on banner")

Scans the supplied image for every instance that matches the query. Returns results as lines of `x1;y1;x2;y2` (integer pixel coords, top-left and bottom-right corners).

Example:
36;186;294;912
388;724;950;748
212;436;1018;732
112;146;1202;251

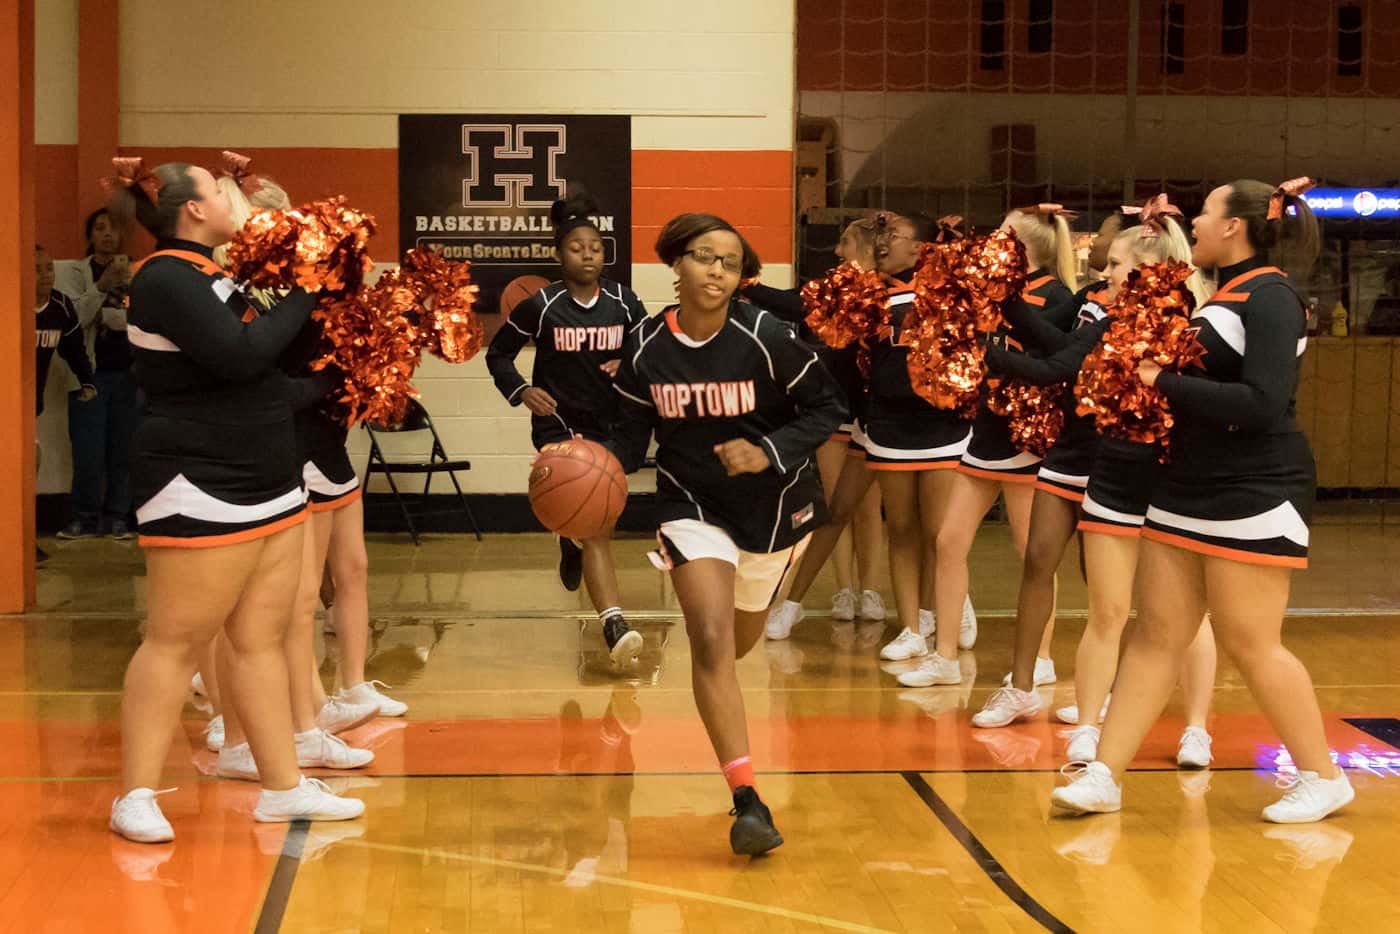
461;124;567;208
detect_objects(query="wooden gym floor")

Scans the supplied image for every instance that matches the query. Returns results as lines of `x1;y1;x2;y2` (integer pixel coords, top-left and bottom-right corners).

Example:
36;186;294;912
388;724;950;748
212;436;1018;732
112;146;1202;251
2;508;1398;933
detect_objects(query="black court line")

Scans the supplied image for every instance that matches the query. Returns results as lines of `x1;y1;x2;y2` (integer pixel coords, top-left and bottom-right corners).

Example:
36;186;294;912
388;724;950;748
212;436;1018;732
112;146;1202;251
1343;717;1400;749
902;772;1075;934
253;820;310;934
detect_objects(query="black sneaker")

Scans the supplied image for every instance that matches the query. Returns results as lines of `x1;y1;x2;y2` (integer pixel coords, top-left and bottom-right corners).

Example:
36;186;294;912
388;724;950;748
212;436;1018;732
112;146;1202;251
109;520;135;541
558;537;583;591
602;615;643;667
56;520;99;540
729;786;783;856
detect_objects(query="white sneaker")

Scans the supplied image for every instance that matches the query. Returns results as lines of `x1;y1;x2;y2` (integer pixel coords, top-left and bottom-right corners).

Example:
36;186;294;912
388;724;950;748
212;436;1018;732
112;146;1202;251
253;776;365;823
858;589;886;621
191;672;206;696
958;595;978;650
1262;769;1354;824
296;728;375;770
1056;694;1111;725
831;588;856;622
204;714;225;752
765;600;804;641
880;628;929;661
1066;725;1101;762
972;686;1042;728
110;788;176;843
896;653;963;687
1051;761;1122;814
338;680;408;718
918;608;935;638
1177;726;1213;769
216;741;260;781
317;696;379;735
1001;657;1058;689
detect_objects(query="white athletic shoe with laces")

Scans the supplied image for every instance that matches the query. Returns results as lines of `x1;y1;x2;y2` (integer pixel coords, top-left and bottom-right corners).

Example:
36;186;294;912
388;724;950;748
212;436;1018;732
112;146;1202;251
253;776;365;823
1001;657;1058;688
972;686;1042;728
765;600;804;641
918;608;935;638
1176;726;1214;769
338;680;408;718
958;595;978;650
216;741;260;781
880;628;928;661
296;728;375;770
857;589;886;621
204;714;225;752
1056;694;1111;725
830;589;856;622
1050;761;1122;814
1065;724;1101;762
896;652;963;687
1262;769;1354;824
317;696;379;735
110;787;177;843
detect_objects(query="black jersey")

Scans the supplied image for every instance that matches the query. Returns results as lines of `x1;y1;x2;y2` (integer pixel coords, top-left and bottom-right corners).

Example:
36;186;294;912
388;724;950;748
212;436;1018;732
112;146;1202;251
128;241;316;426
1155;257;1305;440
996;269;1076;352
743;280;864;423
487;278;647;442
35;289;94;415
612;300;848;553
865;274;924;411
989;282;1110;427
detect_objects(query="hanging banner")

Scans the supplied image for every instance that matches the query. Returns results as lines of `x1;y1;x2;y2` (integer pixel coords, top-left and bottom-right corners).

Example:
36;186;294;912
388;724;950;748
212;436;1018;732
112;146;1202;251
398;114;632;314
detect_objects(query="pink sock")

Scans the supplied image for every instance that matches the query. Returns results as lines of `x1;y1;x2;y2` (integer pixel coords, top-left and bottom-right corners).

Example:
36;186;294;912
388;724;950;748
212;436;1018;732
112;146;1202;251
721;756;755;793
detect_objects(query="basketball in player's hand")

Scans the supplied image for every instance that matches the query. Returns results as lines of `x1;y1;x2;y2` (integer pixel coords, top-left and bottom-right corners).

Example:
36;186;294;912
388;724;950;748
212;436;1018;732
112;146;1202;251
528;438;628;540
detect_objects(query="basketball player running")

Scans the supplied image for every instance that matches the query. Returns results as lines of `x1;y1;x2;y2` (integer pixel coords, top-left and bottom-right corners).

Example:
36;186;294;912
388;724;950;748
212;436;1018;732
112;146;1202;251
487;185;647;665
611;214;847;855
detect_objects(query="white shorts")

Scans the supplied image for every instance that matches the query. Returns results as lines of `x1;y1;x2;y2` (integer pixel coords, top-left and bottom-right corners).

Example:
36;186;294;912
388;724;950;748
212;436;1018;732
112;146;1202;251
649;519;810;613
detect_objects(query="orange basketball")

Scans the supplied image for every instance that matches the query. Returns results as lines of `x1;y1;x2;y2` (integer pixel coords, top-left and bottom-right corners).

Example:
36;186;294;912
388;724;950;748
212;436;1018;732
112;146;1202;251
528;438;628;540
499;275;551;316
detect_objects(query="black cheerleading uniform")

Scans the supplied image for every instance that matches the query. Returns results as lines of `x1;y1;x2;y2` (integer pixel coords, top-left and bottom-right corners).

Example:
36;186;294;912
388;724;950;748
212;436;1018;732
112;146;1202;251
960;270;1074;481
611;300;847;554
743;281;864;440
861;272;972;470
987;280;1111;501
487;278;647;448
1143;257;1313;567
126;241;316;547
35;289;94;416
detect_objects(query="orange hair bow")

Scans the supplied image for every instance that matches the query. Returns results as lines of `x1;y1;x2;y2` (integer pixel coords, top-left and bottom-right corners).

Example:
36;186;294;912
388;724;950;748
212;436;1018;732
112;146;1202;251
1267;177;1316;220
935;214;966;242
100;156;162;203
220;150;264;198
1121;193;1183;238
1017;202;1080;222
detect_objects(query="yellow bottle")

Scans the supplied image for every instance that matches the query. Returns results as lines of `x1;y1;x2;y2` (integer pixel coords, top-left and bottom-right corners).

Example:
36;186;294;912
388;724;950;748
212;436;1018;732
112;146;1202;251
1330;300;1349;337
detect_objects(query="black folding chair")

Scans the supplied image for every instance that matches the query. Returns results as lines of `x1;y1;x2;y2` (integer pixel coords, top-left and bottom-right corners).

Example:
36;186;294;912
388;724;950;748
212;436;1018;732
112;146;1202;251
364;398;483;544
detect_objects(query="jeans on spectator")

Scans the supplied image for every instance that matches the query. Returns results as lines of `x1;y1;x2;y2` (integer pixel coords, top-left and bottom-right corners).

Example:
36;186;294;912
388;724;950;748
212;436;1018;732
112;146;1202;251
67;368;140;529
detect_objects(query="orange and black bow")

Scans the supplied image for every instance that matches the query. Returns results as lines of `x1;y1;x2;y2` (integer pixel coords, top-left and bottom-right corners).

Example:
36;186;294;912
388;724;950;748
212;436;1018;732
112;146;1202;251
99;156;162;203
1267;176;1315;220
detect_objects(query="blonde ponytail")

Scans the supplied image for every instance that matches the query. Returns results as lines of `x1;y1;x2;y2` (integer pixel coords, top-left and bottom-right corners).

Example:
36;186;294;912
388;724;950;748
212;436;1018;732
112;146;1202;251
1050;213;1077;288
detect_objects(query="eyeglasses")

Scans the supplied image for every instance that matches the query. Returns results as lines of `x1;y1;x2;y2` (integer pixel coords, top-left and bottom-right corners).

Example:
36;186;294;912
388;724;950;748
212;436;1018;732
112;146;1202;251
685;247;744;274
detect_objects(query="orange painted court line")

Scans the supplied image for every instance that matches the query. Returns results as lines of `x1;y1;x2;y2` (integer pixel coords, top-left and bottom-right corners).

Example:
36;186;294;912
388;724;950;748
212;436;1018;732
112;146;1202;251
1;713;1391;780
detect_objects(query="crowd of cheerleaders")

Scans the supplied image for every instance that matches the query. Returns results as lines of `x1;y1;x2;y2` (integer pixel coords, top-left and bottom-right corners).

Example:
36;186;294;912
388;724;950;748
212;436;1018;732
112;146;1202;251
100;153;1350;857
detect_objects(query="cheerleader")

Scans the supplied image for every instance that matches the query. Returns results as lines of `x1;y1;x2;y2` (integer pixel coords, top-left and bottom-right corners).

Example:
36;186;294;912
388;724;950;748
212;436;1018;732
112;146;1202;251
1052;179;1354;822
107;159;360;842
971;200;1218;765
487;185;647;666
762;217;887;639
611;213;846;854
930;205;1075;689
211;161;383;782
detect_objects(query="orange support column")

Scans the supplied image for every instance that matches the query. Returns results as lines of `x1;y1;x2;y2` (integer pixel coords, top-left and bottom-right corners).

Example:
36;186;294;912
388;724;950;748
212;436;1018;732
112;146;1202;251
0;0;37;612
76;0;119;216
